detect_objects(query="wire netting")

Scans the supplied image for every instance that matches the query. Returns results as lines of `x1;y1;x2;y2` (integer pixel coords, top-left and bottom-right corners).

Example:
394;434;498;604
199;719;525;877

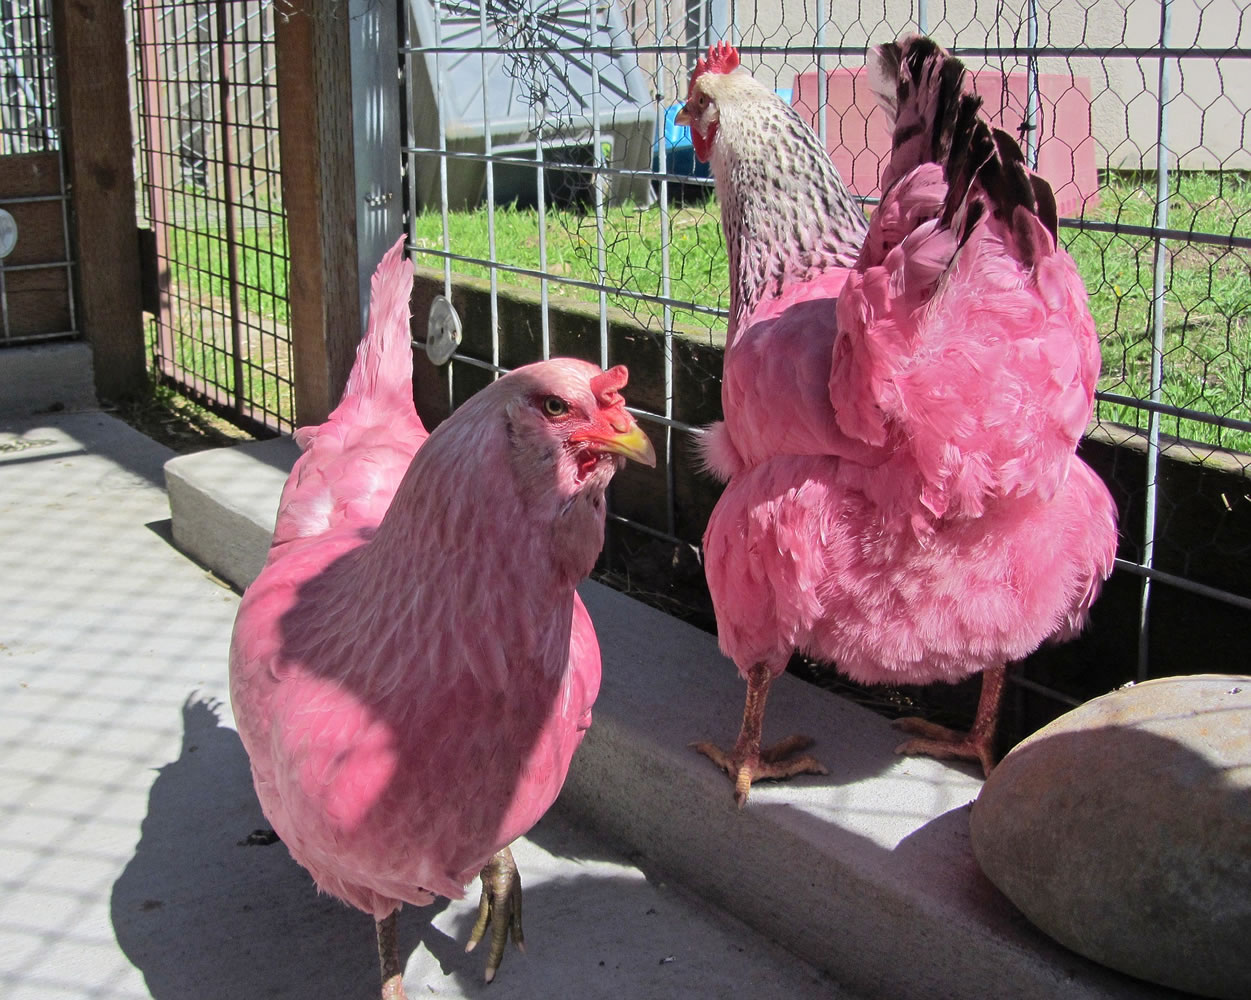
406;0;1249;738
0;0;75;346
129;0;292;434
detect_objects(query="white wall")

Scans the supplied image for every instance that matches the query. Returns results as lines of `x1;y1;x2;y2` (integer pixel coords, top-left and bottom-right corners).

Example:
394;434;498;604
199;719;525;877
629;0;1250;171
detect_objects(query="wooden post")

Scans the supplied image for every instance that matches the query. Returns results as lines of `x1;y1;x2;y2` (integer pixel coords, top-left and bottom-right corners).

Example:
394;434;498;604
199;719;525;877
50;0;146;402
275;0;361;427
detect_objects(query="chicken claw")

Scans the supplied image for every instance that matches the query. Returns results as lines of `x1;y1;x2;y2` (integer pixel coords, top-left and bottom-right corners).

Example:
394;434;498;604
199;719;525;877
891;718;997;777
466;845;525;983
692;733;828;807
693;663;828;807
892;664;1007;778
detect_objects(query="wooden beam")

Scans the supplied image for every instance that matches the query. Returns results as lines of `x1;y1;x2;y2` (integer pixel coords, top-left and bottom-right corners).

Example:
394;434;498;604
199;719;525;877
275;0;361;427
50;0;145;402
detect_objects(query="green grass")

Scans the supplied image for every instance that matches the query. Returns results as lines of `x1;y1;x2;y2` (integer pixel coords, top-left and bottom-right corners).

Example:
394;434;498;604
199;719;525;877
411;201;732;336
413;172;1251;455
154;221;293;428
1061;174;1251;454
152;173;1251;454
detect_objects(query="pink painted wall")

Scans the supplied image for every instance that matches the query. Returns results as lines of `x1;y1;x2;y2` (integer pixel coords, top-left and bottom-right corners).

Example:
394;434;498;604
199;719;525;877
792;67;1099;217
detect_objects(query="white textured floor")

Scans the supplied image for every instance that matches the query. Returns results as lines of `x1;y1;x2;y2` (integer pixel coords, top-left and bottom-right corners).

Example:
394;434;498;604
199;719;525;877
0;411;842;1000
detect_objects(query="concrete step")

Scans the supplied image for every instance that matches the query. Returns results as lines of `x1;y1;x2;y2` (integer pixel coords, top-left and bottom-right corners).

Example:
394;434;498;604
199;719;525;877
166;440;1187;1000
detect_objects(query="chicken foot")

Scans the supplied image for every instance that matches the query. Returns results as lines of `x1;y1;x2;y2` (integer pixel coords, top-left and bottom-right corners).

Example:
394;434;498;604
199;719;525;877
692;662;828;807
376;909;407;1000
892;663;1007;778
465;845;525;983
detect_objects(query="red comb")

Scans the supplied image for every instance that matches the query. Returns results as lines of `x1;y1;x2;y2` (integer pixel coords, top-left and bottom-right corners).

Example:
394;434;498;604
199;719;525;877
590;365;629;408
690;40;741;90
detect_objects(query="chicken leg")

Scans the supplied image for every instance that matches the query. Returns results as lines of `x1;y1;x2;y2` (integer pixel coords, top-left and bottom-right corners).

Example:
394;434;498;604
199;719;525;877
892;663;1007;777
465;845;525;983
376;909;407;1000
692;662;828;807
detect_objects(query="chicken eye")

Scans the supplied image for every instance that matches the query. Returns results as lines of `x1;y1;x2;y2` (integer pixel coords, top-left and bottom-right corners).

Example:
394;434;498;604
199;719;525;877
542;396;569;417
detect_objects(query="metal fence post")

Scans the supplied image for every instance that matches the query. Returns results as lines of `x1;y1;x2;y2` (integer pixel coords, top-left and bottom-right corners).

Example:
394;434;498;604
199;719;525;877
350;0;403;337
1139;0;1175;681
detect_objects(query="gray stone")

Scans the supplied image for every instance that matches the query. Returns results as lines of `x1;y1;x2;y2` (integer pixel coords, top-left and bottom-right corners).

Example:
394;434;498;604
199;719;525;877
164;436;300;588
971;674;1251;999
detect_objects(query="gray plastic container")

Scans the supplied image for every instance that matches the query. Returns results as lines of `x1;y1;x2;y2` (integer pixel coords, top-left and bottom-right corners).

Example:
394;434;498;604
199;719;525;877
406;0;656;210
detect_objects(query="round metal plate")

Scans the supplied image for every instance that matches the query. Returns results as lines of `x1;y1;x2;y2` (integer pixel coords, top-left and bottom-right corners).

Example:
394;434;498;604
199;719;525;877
0;210;17;259
425;294;462;366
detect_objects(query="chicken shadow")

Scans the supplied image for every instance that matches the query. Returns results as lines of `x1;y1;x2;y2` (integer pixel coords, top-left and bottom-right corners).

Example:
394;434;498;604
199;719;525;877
109;696;453;1000
110;697;818;999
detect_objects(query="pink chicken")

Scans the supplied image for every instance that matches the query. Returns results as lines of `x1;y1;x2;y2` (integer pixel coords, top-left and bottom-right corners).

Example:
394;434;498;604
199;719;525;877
679;38;1118;804
228;238;656;996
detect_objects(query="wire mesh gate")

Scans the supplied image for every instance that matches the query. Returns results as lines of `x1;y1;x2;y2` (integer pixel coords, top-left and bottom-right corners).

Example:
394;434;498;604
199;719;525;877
0;0;75;346
400;0;1251;738
130;0;292;435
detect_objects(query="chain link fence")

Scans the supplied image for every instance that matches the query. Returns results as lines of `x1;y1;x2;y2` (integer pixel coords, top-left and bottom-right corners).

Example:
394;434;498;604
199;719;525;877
410;0;1247;737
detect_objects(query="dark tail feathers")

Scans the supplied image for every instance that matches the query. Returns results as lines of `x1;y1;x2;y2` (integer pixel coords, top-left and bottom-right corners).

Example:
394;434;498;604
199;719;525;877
870;35;1059;257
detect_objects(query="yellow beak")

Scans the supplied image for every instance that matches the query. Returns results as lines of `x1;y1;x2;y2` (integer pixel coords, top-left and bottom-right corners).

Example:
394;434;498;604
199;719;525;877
572;414;657;467
674;103;692;127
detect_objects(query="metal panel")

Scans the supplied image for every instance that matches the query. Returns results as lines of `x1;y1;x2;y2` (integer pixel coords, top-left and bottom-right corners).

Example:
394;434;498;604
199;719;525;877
130;0;291;435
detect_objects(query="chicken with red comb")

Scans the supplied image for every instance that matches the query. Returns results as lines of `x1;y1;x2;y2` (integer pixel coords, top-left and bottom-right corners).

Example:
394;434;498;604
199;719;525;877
682;37;1115;805
229;238;656;996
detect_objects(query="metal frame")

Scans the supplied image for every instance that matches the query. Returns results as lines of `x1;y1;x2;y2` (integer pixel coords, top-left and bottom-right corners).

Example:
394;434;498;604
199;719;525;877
130;0;291;435
396;0;1251;723
0;0;76;346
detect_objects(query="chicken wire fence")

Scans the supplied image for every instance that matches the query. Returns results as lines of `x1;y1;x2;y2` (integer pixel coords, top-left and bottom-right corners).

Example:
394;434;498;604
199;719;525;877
128;0;293;434
0;0;75;346
399;0;1251;736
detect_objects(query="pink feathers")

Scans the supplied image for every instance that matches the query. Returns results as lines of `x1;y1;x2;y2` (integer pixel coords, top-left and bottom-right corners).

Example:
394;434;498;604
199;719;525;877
271;238;428;548
694;34;1118;794
229;239;653;982
832;37;1103;528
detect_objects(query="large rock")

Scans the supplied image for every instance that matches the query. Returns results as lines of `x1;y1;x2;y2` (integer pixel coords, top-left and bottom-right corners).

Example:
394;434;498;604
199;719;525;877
970;674;1251;1000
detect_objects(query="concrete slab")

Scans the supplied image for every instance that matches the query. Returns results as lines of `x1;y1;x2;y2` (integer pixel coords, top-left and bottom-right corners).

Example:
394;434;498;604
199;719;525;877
165;436;301;587
0;411;847;1000
164;438;1192;1000
0;341;96;417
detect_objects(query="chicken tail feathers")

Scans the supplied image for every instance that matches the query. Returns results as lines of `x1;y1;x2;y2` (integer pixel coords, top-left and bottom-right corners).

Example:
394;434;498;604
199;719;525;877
296;235;421;452
868;35;970;196
340;236;417;410
274;238;428;547
833;34;1101;531
871;35;1059;258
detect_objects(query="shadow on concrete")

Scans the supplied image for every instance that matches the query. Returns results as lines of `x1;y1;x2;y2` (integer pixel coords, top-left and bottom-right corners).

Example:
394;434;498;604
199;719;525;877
109;696;444;1000
108;697;828;1000
1;411;175;489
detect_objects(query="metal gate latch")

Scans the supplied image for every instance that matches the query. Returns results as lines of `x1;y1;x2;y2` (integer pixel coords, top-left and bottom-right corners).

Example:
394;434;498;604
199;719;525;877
425;295;462;365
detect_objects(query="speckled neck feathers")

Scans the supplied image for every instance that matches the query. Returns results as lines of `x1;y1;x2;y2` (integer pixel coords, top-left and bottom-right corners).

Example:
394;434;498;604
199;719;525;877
710;81;868;341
